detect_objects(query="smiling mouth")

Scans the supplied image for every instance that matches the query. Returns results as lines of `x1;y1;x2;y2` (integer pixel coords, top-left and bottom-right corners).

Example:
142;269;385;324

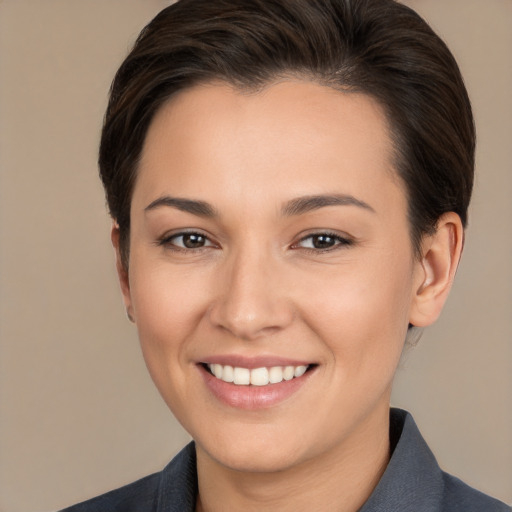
204;363;313;386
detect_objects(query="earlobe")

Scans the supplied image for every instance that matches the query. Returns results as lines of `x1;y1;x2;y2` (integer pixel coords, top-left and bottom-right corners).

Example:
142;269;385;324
111;223;135;322
409;212;464;328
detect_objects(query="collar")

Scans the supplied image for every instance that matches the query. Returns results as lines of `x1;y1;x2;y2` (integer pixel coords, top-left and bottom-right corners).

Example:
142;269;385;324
156;409;444;512
359;408;444;511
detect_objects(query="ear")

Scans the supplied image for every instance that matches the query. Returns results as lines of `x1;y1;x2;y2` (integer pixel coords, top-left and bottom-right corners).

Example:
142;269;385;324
409;212;464;327
111;223;135;323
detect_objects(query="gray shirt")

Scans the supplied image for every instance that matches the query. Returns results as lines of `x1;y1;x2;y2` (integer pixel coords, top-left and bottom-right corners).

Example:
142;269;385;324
61;409;510;511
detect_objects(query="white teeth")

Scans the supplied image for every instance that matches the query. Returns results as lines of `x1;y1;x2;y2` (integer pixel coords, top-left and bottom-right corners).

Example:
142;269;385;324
269;366;284;384
207;363;310;386
250;367;269;386
212;364;223;379
222;365;234;383
294;365;307;377
283;366;295;381
233;367;250;385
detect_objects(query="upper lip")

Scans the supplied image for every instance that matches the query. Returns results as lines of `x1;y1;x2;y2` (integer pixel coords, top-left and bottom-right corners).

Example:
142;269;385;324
199;354;314;369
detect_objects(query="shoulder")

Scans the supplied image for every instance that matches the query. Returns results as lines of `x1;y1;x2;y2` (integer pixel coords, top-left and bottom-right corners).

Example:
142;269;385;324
59;442;198;512
58;472;161;512
441;472;511;512
361;409;510;512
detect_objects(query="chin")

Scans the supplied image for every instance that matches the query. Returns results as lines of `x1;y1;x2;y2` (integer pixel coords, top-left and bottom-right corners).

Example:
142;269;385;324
195;425;312;474
207;446;304;474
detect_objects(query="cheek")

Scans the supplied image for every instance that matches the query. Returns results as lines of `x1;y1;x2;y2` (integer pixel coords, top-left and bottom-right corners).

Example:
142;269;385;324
128;262;209;373
131;260;207;324
298;254;413;368
127;262;214;427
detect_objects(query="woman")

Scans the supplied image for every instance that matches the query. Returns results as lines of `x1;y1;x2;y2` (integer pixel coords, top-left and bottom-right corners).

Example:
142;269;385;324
61;0;510;510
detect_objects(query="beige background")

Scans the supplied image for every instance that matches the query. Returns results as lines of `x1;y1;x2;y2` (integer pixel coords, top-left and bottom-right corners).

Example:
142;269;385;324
0;1;510;511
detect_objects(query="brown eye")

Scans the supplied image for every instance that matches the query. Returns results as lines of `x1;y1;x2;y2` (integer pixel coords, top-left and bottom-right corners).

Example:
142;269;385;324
181;233;207;248
296;232;352;251
161;232;214;250
311;234;336;249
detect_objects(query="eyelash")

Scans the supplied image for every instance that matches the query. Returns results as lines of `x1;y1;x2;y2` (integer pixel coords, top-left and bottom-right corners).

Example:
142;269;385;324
157;231;215;252
158;230;353;254
293;231;354;253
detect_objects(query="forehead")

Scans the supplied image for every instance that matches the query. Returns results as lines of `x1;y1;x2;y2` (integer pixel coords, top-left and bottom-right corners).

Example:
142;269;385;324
135;80;404;217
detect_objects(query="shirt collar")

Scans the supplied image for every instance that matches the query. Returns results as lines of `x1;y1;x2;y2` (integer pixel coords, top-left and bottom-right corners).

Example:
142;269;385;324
157;442;197;512
359;408;444;512
156;408;444;512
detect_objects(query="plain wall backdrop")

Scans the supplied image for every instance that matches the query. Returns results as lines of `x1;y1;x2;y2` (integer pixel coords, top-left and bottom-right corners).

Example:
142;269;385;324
0;1;511;510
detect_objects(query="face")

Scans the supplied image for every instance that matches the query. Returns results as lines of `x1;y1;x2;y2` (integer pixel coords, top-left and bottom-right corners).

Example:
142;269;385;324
120;80;427;473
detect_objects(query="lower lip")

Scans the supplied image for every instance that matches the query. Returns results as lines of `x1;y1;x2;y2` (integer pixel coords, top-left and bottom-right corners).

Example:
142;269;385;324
199;365;314;410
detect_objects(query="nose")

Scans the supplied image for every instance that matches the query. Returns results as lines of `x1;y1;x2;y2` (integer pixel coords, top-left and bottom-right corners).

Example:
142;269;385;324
208;247;294;341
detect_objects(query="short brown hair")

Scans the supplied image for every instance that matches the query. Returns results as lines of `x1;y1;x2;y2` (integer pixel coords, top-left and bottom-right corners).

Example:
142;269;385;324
99;0;475;267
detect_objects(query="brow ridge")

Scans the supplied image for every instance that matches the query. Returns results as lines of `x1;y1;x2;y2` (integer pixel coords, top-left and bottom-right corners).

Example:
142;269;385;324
282;194;375;216
144;196;217;217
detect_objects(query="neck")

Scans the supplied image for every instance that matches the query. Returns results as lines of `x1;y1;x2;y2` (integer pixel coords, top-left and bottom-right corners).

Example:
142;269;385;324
195;404;391;512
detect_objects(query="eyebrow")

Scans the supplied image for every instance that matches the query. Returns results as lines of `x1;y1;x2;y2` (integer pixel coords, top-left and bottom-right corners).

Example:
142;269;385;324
144;193;375;218
282;194;375;216
145;196;217;217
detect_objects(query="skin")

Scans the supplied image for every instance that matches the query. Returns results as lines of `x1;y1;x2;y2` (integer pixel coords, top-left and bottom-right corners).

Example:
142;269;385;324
112;80;463;512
